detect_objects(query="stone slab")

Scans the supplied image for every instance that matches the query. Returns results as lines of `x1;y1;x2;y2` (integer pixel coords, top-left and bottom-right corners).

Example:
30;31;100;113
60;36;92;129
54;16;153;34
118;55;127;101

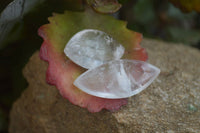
9;38;200;133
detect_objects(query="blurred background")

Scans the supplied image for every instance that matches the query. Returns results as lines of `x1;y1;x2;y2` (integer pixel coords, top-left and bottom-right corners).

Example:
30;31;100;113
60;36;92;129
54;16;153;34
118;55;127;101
0;0;200;132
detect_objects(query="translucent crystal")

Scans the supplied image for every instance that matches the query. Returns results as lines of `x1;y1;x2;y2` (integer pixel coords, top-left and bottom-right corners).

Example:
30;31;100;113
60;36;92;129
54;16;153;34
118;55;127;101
64;29;125;69
74;60;160;99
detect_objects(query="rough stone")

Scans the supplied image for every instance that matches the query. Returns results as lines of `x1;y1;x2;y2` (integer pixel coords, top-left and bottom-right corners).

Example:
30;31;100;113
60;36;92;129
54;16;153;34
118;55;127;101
9;38;200;133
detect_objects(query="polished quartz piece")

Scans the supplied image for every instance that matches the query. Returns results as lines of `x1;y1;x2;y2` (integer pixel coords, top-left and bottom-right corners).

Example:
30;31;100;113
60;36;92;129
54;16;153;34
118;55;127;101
74;60;160;99
64;29;125;69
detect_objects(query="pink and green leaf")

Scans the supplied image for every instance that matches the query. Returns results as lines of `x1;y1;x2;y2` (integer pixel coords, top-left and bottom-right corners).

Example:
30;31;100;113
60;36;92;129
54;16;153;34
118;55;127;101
39;9;147;112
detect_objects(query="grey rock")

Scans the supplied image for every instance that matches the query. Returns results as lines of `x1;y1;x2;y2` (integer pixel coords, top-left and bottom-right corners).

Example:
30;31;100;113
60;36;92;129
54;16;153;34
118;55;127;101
9;38;200;133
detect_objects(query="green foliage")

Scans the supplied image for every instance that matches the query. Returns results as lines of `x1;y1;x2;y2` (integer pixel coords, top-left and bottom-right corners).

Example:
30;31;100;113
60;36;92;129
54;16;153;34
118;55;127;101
121;0;200;47
169;0;200;12
133;0;156;25
167;26;200;45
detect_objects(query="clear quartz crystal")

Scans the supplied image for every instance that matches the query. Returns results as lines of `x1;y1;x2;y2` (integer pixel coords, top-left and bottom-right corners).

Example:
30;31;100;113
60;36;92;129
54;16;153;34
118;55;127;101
64;29;125;69
74;60;160;99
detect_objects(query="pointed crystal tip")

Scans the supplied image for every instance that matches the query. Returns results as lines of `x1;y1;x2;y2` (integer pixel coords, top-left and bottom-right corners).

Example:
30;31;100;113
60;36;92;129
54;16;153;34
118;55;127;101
64;29;125;69
74;60;160;99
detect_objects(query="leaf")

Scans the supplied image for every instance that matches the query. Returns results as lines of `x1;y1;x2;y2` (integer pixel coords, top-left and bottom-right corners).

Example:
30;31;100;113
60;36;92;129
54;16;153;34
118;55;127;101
0;0;46;49
38;9;147;112
169;0;200;13
167;26;200;45
87;0;121;13
0;0;84;49
133;0;156;25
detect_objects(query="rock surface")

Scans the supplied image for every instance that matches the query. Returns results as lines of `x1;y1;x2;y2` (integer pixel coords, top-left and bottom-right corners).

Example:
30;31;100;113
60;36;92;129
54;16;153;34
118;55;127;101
9;38;200;133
